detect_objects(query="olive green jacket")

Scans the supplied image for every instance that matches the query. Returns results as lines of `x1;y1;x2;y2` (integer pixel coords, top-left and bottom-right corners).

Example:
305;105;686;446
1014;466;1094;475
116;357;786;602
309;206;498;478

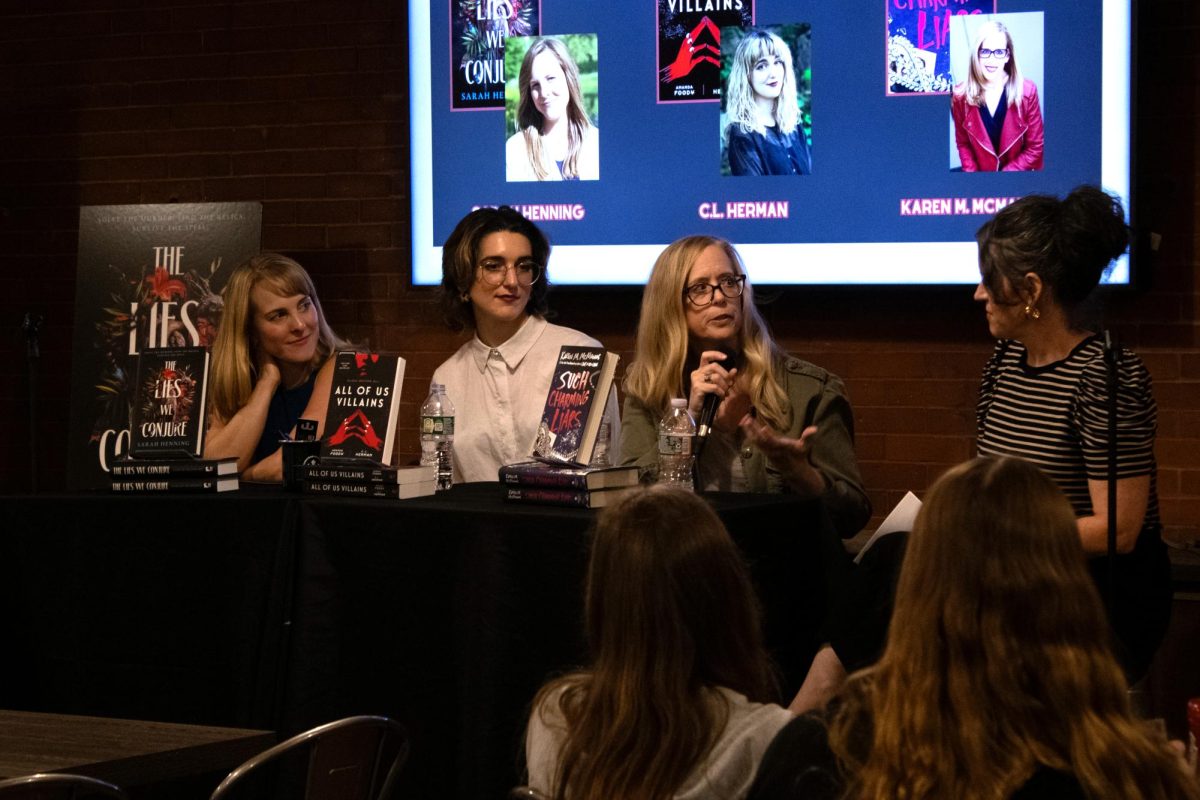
619;355;871;538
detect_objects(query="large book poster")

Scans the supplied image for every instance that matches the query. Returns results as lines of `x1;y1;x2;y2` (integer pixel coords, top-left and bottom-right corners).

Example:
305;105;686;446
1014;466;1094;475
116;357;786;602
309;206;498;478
451;0;541;110
67;203;262;490
657;0;753;102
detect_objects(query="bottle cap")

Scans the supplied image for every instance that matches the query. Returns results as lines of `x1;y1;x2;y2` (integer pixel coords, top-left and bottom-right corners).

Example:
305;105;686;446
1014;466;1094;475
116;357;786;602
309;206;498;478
670;398;687;408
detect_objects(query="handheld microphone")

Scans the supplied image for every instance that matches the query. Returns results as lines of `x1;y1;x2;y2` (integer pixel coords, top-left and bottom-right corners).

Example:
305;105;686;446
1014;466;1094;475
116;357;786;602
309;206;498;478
695;347;738;451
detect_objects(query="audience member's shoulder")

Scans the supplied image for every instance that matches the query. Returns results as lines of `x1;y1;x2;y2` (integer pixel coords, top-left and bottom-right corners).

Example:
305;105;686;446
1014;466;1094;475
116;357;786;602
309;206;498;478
744;713;843;800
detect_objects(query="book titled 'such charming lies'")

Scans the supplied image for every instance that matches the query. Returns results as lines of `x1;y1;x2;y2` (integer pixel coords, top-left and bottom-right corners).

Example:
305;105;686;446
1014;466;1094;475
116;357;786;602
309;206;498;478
531;346;617;467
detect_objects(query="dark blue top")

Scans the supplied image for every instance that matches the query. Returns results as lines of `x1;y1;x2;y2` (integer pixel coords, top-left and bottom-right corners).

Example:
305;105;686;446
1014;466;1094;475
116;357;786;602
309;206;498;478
252;371;317;464
980;87;1008;156
727;125;812;176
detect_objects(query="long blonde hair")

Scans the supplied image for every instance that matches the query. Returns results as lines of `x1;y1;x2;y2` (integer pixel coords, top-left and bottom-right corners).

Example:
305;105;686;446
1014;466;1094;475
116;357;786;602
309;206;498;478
830;456;1198;800
955;19;1025;112
624;236;791;432
516;37;594;180
209;253;344;422
531;485;776;800
724;30;800;137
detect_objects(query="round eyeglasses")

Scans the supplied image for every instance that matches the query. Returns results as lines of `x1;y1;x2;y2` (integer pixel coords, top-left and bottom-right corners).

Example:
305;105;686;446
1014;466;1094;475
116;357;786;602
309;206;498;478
477;260;542;287
683;274;746;307
978;48;1009;59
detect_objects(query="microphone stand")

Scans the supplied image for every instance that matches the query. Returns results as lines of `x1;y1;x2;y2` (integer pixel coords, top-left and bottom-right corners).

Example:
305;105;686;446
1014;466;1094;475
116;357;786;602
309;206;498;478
1102;330;1119;616
22;312;42;493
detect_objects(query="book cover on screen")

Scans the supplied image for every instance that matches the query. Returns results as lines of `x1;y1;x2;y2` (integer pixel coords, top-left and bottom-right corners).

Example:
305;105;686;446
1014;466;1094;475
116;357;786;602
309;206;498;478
67;203;261;490
128;346;210;458
450;0;540;110
320;351;407;463
657;0;752;102
886;0;994;95
500;460;639;490
531;346;618;466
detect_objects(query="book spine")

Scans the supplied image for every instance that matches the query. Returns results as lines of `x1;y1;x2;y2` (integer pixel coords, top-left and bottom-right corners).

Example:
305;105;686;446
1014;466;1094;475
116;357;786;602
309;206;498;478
111;463;220;477
504;486;591;508
302;466;394;483
110;479;227;492
303;480;398;499
499;468;588;490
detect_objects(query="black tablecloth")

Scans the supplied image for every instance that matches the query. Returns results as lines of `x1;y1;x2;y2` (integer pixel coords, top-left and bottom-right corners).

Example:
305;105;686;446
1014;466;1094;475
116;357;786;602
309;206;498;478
0;484;841;799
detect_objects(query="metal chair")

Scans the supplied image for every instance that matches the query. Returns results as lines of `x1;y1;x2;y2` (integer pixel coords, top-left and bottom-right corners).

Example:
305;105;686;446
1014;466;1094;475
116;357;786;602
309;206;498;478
0;773;129;799
507;787;550;800
209;715;408;800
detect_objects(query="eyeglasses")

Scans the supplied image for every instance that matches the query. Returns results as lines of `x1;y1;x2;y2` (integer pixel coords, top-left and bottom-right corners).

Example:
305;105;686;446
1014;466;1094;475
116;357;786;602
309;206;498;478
978;48;1009;59
476;259;542;287
683;274;746;307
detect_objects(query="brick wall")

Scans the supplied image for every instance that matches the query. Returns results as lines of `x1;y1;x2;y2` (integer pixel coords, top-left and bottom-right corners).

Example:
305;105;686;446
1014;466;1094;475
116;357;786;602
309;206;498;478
0;1;1196;541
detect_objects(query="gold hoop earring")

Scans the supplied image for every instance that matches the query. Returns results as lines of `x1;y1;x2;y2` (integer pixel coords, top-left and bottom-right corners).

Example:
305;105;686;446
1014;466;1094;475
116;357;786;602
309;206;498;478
1024;305;1040;320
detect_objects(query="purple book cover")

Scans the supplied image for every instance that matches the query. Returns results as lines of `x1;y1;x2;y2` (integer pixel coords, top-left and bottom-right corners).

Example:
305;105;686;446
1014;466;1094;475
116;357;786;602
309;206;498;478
450;0;540;110
886;0;994;95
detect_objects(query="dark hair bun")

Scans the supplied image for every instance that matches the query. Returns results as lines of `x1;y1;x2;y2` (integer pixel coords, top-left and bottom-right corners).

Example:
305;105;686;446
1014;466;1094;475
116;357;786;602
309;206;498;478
1054;186;1128;306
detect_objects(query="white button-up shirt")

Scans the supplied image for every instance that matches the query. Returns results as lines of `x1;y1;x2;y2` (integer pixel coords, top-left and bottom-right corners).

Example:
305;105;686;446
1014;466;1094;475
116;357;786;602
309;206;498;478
432;316;621;483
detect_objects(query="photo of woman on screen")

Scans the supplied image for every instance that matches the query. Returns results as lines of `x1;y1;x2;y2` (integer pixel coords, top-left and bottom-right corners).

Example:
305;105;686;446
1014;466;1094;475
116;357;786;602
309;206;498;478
505;36;599;182
722;28;811;177
950;19;1044;172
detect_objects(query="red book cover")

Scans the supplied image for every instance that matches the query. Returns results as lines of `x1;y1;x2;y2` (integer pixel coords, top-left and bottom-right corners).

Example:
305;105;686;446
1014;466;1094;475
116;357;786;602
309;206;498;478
320;351;407;463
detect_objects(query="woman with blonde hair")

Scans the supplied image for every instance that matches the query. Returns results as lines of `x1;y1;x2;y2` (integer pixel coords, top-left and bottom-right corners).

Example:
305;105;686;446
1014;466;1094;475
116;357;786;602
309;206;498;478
205;253;346;481
505;36;599;182
524;485;793;800
951;19;1043;171
724;30;810;176
747;457;1198;800
619;235;869;538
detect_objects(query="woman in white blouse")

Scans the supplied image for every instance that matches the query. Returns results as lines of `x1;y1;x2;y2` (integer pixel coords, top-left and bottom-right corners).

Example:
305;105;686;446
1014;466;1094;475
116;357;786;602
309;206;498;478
433;206;619;482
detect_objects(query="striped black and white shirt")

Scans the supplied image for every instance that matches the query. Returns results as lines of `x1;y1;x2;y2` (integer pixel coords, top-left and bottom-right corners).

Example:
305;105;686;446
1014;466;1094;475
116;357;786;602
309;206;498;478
976;336;1160;532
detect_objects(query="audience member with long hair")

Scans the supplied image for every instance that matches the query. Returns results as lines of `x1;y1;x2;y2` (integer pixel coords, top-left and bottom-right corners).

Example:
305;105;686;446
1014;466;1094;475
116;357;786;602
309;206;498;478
620;235;869;537
523;485;792;800
205;253;347;481
747;457;1198;800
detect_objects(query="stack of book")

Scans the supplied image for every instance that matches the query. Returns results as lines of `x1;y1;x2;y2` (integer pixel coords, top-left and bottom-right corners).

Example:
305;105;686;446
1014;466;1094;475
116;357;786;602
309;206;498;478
300;350;434;500
110;457;239;493
301;463;436;499
500;461;640;508
110;346;242;493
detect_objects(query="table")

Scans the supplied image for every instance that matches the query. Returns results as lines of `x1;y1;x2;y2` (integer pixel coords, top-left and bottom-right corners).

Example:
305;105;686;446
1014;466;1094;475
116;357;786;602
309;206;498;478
0;484;841;799
0;709;273;790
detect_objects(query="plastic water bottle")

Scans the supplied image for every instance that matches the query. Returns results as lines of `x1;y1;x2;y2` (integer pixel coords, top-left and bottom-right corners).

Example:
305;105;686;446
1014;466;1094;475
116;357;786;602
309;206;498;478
657;398;695;491
420;382;455;491
589;421;612;468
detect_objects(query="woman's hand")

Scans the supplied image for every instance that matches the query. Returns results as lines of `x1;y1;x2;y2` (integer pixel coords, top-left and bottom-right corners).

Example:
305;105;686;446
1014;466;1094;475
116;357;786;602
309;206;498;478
688;350;738;420
739;417;827;498
254;349;282;391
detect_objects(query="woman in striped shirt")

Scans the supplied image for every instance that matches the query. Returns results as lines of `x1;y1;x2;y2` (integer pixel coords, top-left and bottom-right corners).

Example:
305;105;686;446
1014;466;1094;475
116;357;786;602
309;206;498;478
973;185;1171;681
